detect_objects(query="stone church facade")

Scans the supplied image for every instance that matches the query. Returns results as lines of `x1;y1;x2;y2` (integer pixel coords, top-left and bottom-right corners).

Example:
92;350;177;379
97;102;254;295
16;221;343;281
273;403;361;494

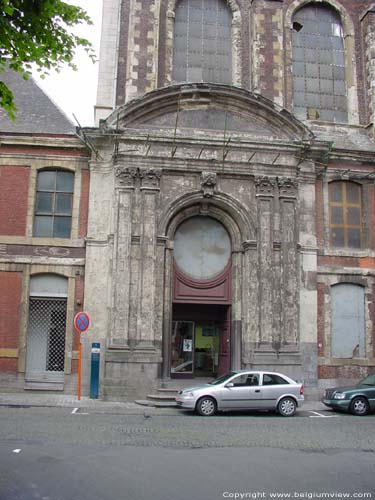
80;0;375;399
1;0;375;400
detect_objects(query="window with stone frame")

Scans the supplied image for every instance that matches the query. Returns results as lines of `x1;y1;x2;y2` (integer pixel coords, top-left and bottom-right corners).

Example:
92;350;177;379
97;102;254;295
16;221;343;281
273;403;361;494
291;3;348;123
33;169;74;238
172;0;232;84
328;181;362;249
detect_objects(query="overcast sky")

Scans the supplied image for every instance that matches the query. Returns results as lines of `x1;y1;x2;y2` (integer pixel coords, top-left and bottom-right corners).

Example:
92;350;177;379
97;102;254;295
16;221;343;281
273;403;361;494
33;0;103;127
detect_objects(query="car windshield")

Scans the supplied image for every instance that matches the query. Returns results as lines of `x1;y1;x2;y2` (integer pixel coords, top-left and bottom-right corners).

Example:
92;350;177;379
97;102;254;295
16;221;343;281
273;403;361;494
209;372;236;385
358;374;375;386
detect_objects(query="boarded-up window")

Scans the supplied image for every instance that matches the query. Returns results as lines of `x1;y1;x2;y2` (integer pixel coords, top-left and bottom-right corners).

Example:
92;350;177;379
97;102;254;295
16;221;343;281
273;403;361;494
329;181;362;249
172;0;232;84
331;284;365;358
292;3;347;123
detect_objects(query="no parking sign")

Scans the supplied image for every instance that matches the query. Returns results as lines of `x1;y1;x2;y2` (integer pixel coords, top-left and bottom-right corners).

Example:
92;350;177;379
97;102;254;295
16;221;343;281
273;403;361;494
74;312;90;333
74;312;90;401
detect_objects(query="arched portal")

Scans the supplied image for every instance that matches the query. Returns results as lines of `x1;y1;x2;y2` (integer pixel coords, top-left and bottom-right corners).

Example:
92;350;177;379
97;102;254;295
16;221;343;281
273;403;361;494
171;216;232;377
161;196;251;380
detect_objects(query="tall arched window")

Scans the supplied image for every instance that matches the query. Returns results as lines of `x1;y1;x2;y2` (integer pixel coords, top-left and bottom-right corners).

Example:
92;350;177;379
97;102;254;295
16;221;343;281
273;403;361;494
329;181;362;249
172;0;232;84
292;3;347;123
33;169;74;238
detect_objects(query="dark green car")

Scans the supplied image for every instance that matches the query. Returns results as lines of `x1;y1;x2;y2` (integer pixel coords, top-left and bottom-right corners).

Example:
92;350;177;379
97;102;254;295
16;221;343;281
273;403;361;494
321;374;375;416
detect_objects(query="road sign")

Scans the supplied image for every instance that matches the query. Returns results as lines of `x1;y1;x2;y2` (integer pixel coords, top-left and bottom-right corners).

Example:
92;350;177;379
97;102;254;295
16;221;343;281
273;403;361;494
74;312;90;333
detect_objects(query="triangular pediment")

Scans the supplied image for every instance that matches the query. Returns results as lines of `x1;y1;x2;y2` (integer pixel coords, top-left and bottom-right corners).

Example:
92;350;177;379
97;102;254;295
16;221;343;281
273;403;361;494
103;83;314;142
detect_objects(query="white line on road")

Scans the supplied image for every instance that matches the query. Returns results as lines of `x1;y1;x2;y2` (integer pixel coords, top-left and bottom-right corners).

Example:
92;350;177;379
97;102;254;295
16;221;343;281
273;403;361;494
309;411;338;418
71;408;89;415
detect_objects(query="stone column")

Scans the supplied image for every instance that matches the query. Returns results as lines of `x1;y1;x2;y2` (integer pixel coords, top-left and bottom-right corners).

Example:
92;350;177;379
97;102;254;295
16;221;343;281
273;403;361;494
125;0;159;100
255;176;276;346
242;240;258;364
278;177;299;347
361;7;375;130
136;167;161;349
110;166;137;348
251;0;284;106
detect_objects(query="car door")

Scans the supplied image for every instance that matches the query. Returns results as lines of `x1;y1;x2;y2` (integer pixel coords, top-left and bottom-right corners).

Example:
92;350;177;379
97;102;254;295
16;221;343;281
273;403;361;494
259;373;292;409
219;373;261;410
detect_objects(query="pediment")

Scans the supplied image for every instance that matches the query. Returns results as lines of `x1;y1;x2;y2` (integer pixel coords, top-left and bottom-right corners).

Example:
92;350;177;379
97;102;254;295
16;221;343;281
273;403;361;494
103;83;314;142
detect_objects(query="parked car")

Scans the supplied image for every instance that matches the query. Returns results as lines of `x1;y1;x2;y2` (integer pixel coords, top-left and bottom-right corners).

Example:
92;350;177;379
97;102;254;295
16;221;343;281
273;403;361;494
321;374;375;416
175;370;304;417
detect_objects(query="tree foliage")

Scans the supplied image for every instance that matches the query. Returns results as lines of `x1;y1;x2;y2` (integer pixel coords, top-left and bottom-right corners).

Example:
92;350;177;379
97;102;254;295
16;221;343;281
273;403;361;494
0;0;95;119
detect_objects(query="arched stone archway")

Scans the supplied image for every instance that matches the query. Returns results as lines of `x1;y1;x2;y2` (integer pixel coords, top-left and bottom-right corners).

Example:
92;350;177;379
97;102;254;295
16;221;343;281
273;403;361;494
160;195;250;379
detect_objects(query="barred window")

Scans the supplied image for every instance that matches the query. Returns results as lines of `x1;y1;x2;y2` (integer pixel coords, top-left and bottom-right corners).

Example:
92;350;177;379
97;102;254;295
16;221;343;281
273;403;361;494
329;181;362;249
34;170;74;238
292;3;347;123
172;0;232;84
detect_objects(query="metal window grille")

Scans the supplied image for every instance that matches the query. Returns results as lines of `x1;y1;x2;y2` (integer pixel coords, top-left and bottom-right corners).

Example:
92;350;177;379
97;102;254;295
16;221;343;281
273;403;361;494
292;3;348;123
172;0;232;84
27;298;67;375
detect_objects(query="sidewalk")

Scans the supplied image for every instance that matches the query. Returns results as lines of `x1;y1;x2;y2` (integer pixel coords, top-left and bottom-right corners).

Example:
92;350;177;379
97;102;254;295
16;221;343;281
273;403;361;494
0;392;328;414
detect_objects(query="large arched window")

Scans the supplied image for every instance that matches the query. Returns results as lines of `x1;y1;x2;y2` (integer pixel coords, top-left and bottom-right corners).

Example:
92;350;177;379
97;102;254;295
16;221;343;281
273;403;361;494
292;3;347;123
329;181;362;249
172;0;232;84
33;169;74;238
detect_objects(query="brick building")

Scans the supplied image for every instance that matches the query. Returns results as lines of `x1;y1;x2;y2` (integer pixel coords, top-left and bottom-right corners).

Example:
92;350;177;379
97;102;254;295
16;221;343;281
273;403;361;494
1;0;375;400
0;70;90;391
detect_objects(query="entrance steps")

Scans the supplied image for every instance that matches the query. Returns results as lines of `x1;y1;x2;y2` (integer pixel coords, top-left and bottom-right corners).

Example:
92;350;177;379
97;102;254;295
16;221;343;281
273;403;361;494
135;378;212;408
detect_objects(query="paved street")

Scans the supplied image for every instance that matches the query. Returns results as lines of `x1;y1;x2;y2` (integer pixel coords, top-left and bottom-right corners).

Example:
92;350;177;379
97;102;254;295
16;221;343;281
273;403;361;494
0;404;375;500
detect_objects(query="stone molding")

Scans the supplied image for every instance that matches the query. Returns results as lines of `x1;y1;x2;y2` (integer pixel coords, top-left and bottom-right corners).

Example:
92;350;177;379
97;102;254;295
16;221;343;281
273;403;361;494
200;171;217;198
115;166;138;188
114;166;162;190
139;167;162;190
255;176;276;196
278;177;298;198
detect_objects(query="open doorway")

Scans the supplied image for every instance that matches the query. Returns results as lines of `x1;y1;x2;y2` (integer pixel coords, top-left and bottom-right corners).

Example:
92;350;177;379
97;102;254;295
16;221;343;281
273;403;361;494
171;304;230;378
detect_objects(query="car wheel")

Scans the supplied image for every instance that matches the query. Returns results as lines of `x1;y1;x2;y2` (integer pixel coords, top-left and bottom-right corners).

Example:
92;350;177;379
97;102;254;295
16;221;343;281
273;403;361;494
350;396;369;416
277;397;297;417
196;397;217;417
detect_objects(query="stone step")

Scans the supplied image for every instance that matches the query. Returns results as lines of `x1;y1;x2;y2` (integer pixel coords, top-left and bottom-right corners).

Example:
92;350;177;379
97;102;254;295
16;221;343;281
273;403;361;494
24;382;64;391
135;399;178;408
147;393;176;402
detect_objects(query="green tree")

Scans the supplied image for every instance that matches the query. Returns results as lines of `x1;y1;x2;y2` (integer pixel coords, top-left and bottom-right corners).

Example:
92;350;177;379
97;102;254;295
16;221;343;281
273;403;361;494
0;0;95;119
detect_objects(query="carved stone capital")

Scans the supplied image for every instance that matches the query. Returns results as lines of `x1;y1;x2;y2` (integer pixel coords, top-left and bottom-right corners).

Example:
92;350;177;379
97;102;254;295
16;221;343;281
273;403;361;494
139;167;162;190
255;176;276;196
278;177;298;198
115;166;138;188
201;171;217;198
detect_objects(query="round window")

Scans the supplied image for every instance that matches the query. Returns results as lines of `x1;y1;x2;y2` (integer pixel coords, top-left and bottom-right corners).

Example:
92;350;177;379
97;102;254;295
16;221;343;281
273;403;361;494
174;217;231;280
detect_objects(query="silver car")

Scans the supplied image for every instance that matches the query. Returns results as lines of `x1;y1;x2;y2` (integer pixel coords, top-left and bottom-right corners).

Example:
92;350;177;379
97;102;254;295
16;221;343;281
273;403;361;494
175;370;304;417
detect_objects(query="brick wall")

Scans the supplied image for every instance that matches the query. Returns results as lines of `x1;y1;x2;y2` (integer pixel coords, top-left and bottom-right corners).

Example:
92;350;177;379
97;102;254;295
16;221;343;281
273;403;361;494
318;365;371;380
0;271;22;372
79;169;90;239
0;166;29;236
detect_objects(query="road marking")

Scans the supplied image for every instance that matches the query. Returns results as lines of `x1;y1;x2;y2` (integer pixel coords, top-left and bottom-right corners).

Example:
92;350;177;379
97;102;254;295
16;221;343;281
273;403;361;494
309;411;338;418
13;449;22;453
71;407;89;415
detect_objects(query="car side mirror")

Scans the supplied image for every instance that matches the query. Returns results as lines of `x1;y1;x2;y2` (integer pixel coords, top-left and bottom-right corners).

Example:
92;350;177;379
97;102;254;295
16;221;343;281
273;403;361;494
225;382;234;388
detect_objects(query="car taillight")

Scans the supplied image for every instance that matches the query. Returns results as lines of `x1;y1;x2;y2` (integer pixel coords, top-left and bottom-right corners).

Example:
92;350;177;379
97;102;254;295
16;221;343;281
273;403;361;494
300;385;304;395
